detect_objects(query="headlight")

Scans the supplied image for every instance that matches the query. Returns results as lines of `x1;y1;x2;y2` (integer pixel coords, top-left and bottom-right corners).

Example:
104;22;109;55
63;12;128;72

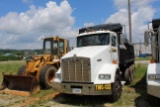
55;73;61;79
148;74;160;80
99;74;111;80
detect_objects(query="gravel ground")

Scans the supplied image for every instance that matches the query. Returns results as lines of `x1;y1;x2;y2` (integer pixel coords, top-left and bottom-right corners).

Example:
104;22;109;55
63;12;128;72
0;86;159;107
0;94;27;107
0;93;80;107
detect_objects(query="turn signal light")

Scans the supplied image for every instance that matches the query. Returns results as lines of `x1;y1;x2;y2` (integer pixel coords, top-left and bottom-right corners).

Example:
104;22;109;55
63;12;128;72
112;60;117;64
150;59;155;63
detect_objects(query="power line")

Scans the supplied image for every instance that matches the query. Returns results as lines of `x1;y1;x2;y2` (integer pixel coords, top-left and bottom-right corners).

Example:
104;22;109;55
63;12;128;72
131;0;146;3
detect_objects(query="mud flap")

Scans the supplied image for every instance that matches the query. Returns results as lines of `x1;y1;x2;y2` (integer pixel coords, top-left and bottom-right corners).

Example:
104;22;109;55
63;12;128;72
0;75;40;95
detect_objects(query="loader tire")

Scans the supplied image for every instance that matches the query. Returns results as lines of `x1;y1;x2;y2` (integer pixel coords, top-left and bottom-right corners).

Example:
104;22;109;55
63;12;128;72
39;65;57;89
109;73;122;102
0;84;5;90
17;66;26;75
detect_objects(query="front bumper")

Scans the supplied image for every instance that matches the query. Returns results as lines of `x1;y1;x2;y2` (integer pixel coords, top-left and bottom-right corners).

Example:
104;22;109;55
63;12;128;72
53;82;112;95
147;84;160;98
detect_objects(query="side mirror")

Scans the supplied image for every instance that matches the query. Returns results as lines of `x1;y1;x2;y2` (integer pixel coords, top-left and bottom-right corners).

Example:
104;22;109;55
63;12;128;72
120;34;124;44
144;30;149;46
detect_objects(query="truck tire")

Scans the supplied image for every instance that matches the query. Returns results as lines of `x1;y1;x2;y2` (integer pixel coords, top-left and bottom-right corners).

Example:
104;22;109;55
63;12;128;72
130;64;135;79
148;94;160;105
39;65;58;89
124;68;133;84
110;73;122;102
17;66;26;75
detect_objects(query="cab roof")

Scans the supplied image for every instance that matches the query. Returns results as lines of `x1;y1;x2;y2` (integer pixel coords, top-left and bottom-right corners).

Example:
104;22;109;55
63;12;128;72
79;23;123;34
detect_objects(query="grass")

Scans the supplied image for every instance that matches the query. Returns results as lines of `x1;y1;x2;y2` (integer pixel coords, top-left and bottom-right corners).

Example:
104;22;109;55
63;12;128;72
112;63;148;107
0;61;158;107
0;60;56;106
32;89;54;98
135;57;151;61
132;64;147;85
0;60;25;83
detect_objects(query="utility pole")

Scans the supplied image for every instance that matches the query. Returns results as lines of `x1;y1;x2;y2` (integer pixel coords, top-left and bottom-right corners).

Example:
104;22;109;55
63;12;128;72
140;39;142;54
128;0;132;43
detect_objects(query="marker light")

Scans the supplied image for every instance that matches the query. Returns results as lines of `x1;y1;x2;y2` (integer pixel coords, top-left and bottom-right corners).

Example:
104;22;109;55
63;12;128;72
112;60;117;64
150;59;155;63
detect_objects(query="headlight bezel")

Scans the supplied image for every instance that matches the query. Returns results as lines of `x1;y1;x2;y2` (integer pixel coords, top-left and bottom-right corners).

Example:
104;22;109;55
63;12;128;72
99;74;111;80
148;74;160;80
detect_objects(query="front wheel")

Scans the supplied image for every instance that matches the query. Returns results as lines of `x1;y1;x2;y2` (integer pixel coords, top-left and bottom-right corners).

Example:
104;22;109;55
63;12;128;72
109;73;122;102
148;94;160;105
39;65;58;89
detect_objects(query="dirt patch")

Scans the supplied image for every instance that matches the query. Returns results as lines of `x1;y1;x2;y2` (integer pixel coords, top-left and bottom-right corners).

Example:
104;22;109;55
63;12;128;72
32;85;40;94
9;92;59;107
0;94;27;106
10;97;40;107
43;92;59;100
0;86;158;107
1;89;31;97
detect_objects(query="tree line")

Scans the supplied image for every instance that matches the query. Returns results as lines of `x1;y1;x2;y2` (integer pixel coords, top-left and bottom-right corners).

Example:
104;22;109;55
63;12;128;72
0;49;42;61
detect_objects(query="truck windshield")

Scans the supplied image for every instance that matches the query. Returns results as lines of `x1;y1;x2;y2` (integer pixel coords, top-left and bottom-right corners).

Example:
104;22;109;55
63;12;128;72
77;33;110;47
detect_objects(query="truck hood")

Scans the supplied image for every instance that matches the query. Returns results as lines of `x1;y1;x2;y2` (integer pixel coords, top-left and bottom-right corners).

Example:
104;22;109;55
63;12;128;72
62;46;110;59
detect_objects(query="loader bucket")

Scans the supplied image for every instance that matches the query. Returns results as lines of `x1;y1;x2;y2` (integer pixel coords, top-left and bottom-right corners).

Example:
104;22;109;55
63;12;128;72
0;75;40;95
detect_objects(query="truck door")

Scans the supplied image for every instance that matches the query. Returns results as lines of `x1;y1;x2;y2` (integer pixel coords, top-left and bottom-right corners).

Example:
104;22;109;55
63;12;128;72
111;34;118;63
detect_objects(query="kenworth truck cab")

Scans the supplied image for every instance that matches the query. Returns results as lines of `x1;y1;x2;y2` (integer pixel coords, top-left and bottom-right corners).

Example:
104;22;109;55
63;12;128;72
54;23;135;102
144;18;160;104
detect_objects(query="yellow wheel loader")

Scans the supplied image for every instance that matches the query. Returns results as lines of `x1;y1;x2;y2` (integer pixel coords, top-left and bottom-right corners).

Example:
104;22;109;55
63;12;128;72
0;36;69;95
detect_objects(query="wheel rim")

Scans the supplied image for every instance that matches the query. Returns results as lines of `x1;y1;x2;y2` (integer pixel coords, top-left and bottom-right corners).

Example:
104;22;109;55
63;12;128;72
48;70;55;83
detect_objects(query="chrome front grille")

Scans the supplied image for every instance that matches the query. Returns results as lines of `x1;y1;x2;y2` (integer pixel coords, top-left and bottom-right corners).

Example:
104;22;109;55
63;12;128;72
61;57;91;82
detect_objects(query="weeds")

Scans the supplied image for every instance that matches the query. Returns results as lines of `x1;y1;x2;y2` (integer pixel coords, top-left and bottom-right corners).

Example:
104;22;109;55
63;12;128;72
0;61;25;83
0;61;155;107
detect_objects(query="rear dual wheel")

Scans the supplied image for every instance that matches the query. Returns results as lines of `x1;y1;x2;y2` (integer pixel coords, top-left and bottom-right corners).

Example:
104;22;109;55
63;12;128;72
39;65;58;89
125;65;134;84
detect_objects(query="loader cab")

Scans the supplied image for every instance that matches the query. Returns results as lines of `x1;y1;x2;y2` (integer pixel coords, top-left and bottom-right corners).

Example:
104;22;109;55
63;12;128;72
43;37;67;56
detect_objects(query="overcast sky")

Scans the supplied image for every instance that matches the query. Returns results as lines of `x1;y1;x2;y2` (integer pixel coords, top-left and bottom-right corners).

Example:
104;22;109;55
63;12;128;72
0;0;159;49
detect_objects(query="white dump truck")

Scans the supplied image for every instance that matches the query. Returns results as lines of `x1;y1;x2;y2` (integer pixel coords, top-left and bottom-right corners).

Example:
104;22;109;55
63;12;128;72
54;23;135;102
144;18;160;104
